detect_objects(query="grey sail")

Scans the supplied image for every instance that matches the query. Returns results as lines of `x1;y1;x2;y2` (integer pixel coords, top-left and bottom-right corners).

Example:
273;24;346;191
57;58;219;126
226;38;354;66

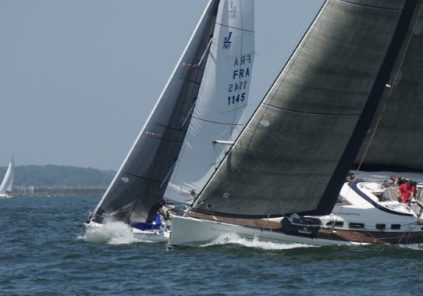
355;3;423;172
191;0;417;218
92;0;220;224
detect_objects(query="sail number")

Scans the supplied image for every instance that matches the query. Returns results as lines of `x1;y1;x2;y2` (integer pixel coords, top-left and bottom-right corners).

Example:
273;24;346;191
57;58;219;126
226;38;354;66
226;54;252;106
228;93;246;105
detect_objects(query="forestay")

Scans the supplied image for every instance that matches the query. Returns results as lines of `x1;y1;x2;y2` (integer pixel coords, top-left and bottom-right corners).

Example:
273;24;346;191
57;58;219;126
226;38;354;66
165;0;255;204
92;0;220;223
192;0;416;218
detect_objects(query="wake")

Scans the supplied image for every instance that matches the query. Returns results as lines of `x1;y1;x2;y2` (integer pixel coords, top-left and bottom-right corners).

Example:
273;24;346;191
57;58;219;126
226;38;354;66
398;243;423;251
200;233;316;250
79;221;143;245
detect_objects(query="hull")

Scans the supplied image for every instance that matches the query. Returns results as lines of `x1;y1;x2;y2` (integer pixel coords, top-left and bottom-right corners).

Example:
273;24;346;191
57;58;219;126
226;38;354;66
85;221;170;243
169;214;423;247
0;193;13;198
132;228;170;243
170;181;423;247
169;215;358;247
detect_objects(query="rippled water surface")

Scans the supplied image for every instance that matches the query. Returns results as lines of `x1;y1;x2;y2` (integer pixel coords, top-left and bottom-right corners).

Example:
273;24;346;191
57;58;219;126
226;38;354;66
1;196;423;295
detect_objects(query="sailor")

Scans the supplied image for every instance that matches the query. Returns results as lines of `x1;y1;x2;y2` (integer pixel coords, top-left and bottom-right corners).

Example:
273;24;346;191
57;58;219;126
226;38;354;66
346;171;356;182
146;199;166;223
398;180;412;204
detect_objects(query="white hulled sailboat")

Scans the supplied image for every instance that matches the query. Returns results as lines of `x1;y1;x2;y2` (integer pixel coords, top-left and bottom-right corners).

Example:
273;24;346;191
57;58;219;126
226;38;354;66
170;0;423;247
0;156;15;199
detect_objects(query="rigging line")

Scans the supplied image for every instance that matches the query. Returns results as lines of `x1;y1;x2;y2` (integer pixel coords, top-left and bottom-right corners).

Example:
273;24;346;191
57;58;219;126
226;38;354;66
182;38;213;68
356;3;422;172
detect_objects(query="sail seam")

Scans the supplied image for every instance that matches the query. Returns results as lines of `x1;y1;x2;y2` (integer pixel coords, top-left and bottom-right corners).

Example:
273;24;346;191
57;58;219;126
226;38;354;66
191;115;245;126
215;22;254;33
144;132;185;144
263;102;361;117
154;122;190;132
338;0;403;11
124;173;162;184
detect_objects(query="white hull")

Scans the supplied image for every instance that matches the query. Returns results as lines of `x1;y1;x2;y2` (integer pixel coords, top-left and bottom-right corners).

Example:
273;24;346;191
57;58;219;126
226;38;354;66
132;227;170;243
0;193;13;199
169;215;358;247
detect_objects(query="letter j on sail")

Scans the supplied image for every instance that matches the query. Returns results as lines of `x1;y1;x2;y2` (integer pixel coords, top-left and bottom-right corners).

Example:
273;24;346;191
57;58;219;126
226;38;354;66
223;32;232;49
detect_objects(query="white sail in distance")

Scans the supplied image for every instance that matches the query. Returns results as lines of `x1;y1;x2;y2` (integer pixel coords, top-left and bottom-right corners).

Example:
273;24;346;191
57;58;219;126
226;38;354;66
165;0;255;204
0;156;15;195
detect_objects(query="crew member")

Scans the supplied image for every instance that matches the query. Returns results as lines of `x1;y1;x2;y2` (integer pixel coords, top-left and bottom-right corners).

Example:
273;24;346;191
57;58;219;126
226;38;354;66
398;180;412;204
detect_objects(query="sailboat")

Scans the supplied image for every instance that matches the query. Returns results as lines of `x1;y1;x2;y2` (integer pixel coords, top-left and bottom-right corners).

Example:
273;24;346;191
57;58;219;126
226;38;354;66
85;0;255;242
0;156;15;198
170;0;423;246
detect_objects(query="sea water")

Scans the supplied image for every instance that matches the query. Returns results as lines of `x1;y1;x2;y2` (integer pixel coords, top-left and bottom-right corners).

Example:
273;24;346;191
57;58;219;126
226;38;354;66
1;196;423;295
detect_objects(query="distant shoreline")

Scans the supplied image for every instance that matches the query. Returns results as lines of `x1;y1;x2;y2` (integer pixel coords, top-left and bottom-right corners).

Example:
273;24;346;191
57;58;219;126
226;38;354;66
13;187;106;197
0;165;114;195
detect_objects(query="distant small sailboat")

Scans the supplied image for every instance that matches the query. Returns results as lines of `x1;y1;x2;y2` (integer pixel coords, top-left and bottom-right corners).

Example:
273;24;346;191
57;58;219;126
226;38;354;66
0;156;15;198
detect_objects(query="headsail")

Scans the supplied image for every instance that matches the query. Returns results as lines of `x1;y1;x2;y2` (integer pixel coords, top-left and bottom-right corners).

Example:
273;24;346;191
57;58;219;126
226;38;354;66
0;156;15;194
92;0;220;224
191;0;417;218
165;0;255;204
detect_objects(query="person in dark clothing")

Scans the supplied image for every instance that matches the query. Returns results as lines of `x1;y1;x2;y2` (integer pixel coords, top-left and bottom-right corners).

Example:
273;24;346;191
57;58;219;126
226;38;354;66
146;199;165;223
410;181;417;200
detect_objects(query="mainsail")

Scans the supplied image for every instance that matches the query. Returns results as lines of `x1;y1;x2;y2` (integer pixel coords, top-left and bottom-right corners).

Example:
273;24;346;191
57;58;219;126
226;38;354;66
0;156;15;195
355;2;423;172
92;0;220;223
191;0;418;218
165;0;255;204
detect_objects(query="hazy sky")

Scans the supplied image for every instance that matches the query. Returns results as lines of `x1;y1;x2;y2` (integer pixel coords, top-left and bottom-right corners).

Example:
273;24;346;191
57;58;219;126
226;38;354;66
0;0;324;170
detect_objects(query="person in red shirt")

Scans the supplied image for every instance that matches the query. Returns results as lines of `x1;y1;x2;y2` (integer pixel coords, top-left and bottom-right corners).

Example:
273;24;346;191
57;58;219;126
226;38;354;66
398;181;413;204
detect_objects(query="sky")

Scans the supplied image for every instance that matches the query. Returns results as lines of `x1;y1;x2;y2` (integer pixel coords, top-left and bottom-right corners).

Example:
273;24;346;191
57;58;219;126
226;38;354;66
0;0;324;170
